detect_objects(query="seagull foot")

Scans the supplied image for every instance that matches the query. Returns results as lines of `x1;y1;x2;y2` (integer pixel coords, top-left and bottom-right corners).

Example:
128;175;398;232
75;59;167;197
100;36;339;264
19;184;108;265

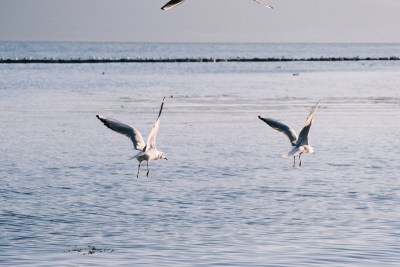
146;170;149;177
136;172;139;178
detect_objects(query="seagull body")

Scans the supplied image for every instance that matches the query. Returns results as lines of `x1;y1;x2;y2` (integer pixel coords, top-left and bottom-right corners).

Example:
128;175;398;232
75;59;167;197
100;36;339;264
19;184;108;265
161;0;273;10
97;97;167;177
258;101;320;167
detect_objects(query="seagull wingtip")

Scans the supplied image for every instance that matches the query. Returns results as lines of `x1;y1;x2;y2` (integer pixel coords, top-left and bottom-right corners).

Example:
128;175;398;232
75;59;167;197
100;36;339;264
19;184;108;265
96;115;106;122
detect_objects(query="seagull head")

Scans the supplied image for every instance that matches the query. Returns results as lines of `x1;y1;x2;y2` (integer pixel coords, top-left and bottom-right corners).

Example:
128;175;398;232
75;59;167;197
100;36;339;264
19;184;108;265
306;146;315;154
159;152;168;160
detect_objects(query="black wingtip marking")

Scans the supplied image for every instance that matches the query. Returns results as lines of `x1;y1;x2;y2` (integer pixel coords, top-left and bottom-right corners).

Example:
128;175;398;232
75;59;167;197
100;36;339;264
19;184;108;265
96;115;106;123
96;115;112;130
157;97;165;119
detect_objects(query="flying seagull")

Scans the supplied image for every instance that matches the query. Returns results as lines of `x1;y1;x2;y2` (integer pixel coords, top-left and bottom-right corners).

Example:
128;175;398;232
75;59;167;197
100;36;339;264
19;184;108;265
161;0;273;10
97;97;167;178
258;101;320;167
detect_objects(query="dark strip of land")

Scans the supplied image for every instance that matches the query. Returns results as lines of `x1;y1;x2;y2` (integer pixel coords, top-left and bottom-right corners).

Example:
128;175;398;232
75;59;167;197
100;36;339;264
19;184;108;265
1;56;399;64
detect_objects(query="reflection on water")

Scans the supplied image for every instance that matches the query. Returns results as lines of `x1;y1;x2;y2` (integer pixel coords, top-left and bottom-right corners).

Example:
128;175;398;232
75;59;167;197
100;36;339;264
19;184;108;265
0;59;399;266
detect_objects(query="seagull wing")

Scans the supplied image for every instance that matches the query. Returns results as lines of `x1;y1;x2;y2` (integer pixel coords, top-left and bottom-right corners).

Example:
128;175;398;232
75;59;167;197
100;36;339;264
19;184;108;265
161;0;185;10
253;0;273;9
146;97;165;151
297;100;320;146
96;115;146;151
258;116;298;145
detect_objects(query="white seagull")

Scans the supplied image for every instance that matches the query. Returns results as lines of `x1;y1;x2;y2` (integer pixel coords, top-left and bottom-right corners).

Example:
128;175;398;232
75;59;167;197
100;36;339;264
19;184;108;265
161;0;273;10
258;101;320;167
97;97;167;178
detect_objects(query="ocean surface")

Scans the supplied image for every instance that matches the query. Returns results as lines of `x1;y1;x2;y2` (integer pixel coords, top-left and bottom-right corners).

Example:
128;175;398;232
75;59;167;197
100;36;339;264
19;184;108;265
1;42;400;266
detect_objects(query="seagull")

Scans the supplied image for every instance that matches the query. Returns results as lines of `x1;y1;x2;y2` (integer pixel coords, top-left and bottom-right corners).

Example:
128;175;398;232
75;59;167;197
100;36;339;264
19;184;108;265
258;101;320;167
97;97;167;178
161;0;273;10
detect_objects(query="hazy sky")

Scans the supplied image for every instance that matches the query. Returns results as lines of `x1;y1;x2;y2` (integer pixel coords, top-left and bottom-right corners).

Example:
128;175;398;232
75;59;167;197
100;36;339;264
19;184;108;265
1;0;400;43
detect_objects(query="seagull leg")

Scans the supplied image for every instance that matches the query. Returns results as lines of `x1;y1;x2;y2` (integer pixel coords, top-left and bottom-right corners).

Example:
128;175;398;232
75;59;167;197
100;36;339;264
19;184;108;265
146;161;150;177
137;162;141;178
293;156;296;168
299;153;302;167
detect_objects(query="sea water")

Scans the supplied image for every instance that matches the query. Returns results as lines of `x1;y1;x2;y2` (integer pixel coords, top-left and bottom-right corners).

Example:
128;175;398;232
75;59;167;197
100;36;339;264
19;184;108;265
0;43;399;266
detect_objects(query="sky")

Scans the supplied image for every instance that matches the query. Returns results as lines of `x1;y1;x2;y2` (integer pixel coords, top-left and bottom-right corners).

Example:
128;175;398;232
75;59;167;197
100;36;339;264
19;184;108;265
0;0;400;43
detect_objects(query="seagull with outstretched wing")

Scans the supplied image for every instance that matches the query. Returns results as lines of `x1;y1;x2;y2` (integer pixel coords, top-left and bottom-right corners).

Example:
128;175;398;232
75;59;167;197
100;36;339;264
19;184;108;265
258;101;320;167
97;97;167;177
161;0;273;10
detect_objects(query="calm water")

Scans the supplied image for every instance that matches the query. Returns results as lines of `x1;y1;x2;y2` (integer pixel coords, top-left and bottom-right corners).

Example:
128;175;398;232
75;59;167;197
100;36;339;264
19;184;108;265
1;43;400;266
1;42;400;59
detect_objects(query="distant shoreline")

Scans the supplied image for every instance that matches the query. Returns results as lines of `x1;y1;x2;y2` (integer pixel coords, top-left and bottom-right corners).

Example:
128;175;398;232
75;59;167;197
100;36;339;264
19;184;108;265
1;56;399;64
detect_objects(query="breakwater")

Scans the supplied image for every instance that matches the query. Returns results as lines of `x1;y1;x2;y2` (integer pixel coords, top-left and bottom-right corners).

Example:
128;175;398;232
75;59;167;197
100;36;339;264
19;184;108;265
1;56;400;64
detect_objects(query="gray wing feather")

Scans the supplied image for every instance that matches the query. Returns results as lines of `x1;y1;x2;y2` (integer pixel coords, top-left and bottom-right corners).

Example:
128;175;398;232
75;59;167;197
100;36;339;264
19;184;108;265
96;115;146;151
161;0;185;10
258;116;298;145
297;100;320;146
